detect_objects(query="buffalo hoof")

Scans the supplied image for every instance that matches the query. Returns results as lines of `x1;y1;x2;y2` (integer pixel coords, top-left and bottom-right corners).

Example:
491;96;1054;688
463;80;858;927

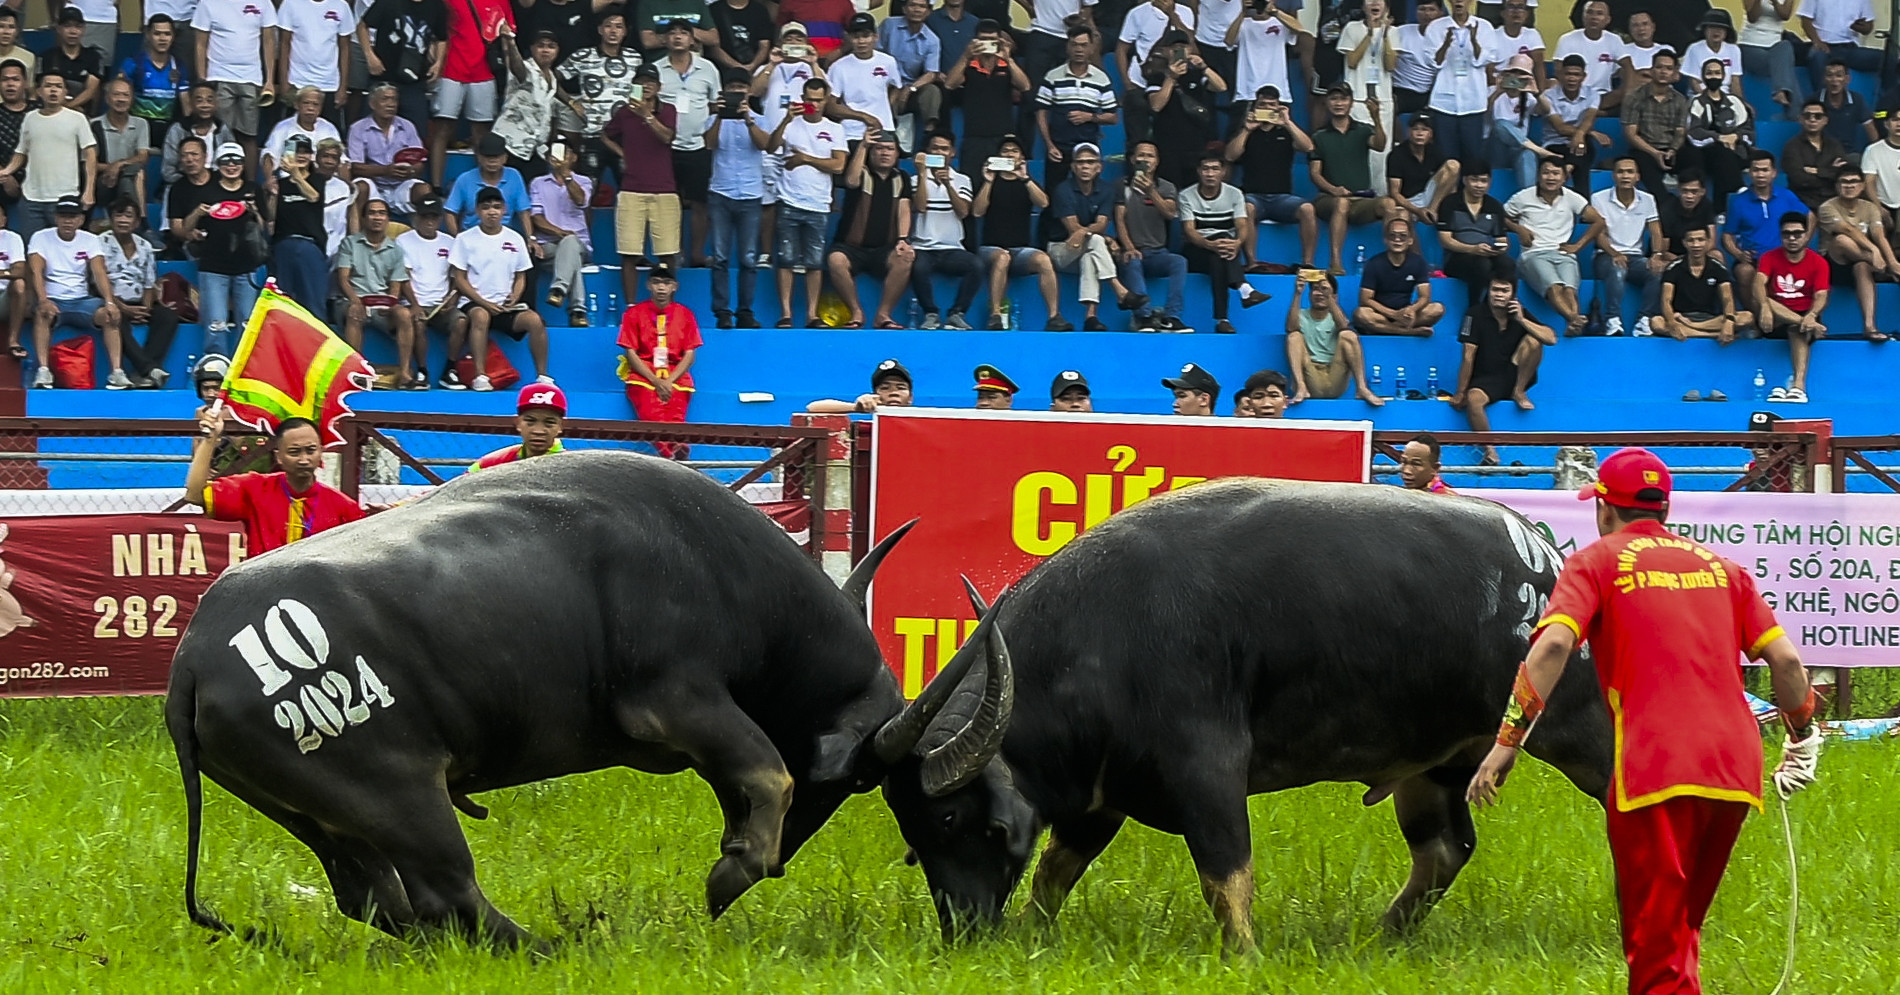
705;855;764;919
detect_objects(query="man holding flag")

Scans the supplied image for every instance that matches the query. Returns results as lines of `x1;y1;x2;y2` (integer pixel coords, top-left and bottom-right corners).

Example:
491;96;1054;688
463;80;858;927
185;414;363;554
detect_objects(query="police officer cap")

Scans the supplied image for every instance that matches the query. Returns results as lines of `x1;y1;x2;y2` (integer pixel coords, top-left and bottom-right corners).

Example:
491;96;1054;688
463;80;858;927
1161;362;1220;397
973;364;1018;394
1050;369;1089;399
872;358;912;389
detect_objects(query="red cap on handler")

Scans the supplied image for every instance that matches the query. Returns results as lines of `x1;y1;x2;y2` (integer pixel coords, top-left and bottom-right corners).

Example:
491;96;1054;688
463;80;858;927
516;383;567;415
1581;447;1672;510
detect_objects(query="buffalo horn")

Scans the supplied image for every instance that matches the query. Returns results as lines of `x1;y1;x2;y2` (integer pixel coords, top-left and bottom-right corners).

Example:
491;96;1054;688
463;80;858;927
841;519;919;617
871;590;1011;763
919;622;1015;797
960;576;990;616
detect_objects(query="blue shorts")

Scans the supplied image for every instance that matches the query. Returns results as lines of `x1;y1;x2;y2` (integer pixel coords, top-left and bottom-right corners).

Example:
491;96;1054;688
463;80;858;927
51;296;105;332
775;205;829;272
978;246;1046;273
1247;193;1309;225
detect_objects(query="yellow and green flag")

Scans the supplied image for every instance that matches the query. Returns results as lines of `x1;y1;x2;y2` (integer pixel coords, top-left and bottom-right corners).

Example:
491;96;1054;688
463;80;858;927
218;284;376;447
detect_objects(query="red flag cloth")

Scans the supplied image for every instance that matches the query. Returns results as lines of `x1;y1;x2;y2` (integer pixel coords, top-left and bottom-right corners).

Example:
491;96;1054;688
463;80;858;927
219;284;376;447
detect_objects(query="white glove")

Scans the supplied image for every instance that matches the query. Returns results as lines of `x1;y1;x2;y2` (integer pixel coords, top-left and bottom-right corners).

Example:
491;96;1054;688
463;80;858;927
1771;728;1823;800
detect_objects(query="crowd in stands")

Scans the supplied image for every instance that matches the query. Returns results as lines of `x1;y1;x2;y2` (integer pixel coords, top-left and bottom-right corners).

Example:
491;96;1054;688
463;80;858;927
1;0;1894;437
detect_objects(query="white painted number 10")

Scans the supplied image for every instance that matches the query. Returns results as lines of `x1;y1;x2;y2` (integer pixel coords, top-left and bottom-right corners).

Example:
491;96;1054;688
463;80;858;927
228;599;395;753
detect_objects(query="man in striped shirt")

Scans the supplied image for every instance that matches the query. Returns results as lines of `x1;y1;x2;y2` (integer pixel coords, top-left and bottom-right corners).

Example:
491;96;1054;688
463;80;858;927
1179;152;1271;334
1035;25;1116;193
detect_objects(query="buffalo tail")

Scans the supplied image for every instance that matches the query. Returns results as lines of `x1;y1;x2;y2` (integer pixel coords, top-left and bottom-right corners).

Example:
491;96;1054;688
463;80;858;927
166;668;232;936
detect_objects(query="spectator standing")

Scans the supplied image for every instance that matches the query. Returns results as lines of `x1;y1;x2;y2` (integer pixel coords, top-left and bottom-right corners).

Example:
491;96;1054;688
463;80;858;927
656;20;720;267
162;135;214;257
161;83;234;187
766;78;845;327
1309;83;1390;275
0;74;97;236
828;13;902;147
1589;157;1662;336
1117;0;1195;98
493;28;585;180
42;7;104;114
428;0;512;188
261;87;343;178
396;197;471;388
1741;0;1804;118
101;198;175;389
880;0;945;143
709;0;778;75
359;0;450;135
927;0;981;70
1179;152;1271;334
450;185;552;390
1116;139;1187;332
194;0;280;175
1723;151;1810;312
1391;0;1442;116
1613;12;1662;102
617;266;700;456
1422;0;1499;165
826;134;915;329
27;196;124;389
1387;112;1458;227
276;0;356;123
603;67;679;306
334;198;424;387
0;64;24;222
973;135;1069;330
0;202;20;360
1451;260;1556;464
312;139;358;258
93;80;152;210
944;20;1029;172
1621;49;1690;197
1352;217;1443;336
1020;0;1098;114
1654;226;1743;341
1337;0;1399;191
347;83;431;216
122;15;190;152
554;12;638;181
908;132;985;329
528;144;593;327
1495;1;1547;91
1287;270;1382;404
1224;86;1319;271
704;67;769;329
1801;0;1883;89
1438;159;1513;305
443;132;532;237
1817;171;1897;342
1754;212;1829;402
1225;1;1306;130
1035;26;1117;193
1783;100;1851;210
267;135;332;313
1815;60;1872;153
1541;55;1609;196
1686;59;1753;210
1144;35;1227;191
1681;9;1742;96
1552;0;1622;112
1504;157;1603;335
1048;143;1147;330
0;9;35;81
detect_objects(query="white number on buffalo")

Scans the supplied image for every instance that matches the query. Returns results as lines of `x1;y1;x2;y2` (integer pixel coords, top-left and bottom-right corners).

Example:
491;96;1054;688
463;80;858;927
230;603;397;753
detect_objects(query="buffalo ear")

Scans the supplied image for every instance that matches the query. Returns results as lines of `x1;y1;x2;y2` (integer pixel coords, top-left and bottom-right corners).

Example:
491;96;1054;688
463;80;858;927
810;730;864;783
983;761;1038;861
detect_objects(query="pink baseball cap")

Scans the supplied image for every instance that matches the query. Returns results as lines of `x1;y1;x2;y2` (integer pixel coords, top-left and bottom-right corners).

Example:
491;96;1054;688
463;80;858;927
516;383;567;415
1503;53;1536;75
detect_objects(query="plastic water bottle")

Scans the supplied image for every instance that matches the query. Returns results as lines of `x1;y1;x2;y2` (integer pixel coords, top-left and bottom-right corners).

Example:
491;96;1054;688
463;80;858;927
1395;366;1408;396
1753;368;1767;401
587;292;599;325
1370;365;1382;392
907;301;921;328
1354;244;1366;266
607;289;621;316
1427;366;1439;395
1007;298;1020;330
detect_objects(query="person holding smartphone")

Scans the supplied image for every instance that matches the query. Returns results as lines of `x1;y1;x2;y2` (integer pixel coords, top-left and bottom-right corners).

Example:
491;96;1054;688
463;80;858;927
973;135;1069;330
1224;0;1305;130
1114;139;1187;332
1451;259;1556;465
1225;86;1319;273
945;20;1029;173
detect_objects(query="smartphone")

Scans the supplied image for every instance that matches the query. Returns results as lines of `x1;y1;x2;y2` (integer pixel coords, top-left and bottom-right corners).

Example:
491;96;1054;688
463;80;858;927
548;141;568;161
798;101;818;116
718;93;746;118
1493;237;1508;251
778;93;792;108
1298;267;1326;282
985;156;1016;173
629;83;644;101
924;153;947;168
1172;45;1189;62
1251;107;1277;122
1502;75;1527;91
975;39;998;55
783;42;812;58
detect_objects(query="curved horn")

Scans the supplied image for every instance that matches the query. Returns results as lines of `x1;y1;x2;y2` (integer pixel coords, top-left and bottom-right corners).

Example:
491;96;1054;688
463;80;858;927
842;518;919;616
920;622;1015;797
872;589;1011;763
960;575;990;616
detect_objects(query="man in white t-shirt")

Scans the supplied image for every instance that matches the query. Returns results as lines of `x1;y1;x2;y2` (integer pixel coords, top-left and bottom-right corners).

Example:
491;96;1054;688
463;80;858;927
0;203;23;361
1391;0;1442;115
448;185;550;390
1553;0;1624;111
1589;156;1662;336
907;131;984;328
193;0;279;172
0;73;97;236
1118;0;1193;146
27;195;124;388
767;78;846;326
825;13;900;144
275;0;355;121
1227;3;1306;119
396;197;474;389
1505;156;1605;336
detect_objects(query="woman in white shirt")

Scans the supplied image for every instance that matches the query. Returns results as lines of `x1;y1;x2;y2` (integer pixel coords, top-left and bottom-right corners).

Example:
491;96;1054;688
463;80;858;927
1741;0;1804;119
1337;0;1396;194
1681;9;1743;97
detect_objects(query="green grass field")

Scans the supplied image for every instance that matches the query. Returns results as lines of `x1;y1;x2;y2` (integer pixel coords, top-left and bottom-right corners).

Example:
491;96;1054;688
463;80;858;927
2;696;1895;994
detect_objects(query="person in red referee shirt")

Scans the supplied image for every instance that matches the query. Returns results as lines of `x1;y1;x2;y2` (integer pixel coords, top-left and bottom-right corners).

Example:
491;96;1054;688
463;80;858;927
618;266;700;459
1753;212;1829;404
1468;448;1822;995
468;383;568;471
185;414;365;555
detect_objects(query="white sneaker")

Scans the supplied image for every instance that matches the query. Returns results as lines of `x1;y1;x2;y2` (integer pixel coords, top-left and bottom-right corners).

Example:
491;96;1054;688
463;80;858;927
32;366;53;388
1785;387;1809;403
535;374;556;385
1604;316;1624;336
471;374;493;392
1632;316;1653;337
106;369;133;389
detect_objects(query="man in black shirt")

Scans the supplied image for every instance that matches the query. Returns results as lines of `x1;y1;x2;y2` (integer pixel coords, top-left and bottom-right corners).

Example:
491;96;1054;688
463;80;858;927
1654;226;1744;341
269;135;330;314
973;136;1069;329
362;0;449;134
1388;113;1460;227
1655;169;1718;266
1222;86;1318;271
1452;259;1558;465
826;134;916;329
1353;218;1443;336
707;0;776;74
0;60;27;215
945;20;1030;176
1437;161;1513;304
40;6;102;113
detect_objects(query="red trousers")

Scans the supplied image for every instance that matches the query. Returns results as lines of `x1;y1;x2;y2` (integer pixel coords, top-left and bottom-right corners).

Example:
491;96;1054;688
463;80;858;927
627;383;692;459
1605;795;1750;995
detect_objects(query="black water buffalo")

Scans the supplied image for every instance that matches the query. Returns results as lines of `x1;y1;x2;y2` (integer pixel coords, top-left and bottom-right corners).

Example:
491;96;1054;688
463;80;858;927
166;450;1011;943
881;478;1615;951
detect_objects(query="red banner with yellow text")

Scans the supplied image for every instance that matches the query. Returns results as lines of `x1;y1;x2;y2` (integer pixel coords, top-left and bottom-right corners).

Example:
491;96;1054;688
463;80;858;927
869;410;1371;696
0;515;244;697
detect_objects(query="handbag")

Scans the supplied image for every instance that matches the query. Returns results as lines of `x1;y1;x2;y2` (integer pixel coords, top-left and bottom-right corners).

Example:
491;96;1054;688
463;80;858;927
159;271;199;322
49;336;96;389
237;213;272;271
454;342;521;389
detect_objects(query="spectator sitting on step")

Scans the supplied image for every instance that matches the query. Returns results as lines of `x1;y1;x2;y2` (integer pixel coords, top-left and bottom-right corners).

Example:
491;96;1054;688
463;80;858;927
826;132;915;329
1657;168;1719;270
1387;112;1459;227
1049;369;1092;411
1723;150;1810;315
974;135;1069;330
160;83;234;187
1438;160;1514;306
1287;269;1382;406
27;196;124;389
1782;99;1850;211
1755;212;1830;404
1115;140;1187;333
1223;86;1320;273
1813;60;1871;152
1740;1;1804;121
1540;55;1609;197
1309;82;1390;276
618;266;699;457
972;362;1016;409
528;142;594;328
1613;12;1663;102
1450;258;1556;465
1504;156;1603;336
347;84;433;219
1819;170;1899;341
444;133;534;240
1588;156;1663;337
1352;217;1442;337
335;199;424;389
1802;0;1883;96
908;131;986;330
806;357;914;413
0;10;33;81
261;87;344;182
1552;0;1623;113
1655;225;1745;341
1862;110;1900;235
1237;368;1290;418
1486;52;1554;188
704;66;769;330
91;79;150;210
396;198;472;390
1163;361;1219;416
1680;8;1742;99
1620;47;1690;198
99;197;175;389
603;64;680;306
879;0;946;143
1179;151;1272;335
0;202;21;362
1047;143;1149;330
448;185;552;391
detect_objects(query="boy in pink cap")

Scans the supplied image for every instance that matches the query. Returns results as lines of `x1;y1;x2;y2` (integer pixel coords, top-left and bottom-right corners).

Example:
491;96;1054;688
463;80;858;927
469;382;567;471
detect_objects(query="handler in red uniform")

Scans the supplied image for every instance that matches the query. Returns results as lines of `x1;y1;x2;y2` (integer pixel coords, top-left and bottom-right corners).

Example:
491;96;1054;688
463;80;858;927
185;413;365;555
468;383;568;471
618;266;700;458
1468;448;1823;995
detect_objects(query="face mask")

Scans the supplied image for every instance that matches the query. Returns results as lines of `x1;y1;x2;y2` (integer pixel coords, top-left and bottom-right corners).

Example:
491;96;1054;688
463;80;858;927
1703;76;1723;90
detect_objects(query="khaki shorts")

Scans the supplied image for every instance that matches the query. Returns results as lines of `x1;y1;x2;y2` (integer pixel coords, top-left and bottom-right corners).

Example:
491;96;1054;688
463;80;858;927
1302;357;1350;399
1313;194;1386;225
215;81;262;138
616;192;682;259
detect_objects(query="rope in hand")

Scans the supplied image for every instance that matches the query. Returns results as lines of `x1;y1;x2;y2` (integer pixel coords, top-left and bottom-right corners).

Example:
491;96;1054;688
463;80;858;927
1769;789;1798;995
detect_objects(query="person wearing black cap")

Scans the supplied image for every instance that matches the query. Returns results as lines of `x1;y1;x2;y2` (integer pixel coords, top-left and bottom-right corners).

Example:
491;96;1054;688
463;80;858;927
1049;369;1093;411
448;184;553;390
944;20;1029;173
827;14;903;146
443;132;533;238
41;6;103;113
605;63;681;305
516;0;601;63
26;195;124;389
806;357;916;412
972;363;1017;409
1162;362;1220;415
492;25;586;181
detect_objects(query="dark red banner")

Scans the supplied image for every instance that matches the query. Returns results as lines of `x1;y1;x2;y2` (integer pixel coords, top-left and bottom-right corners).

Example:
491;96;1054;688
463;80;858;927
0;515;245;697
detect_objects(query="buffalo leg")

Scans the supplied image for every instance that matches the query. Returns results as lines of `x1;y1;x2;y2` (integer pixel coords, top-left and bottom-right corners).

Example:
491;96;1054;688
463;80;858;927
1026;812;1125;923
1179;790;1257;954
214;772;416;935
650;703;795;919
1382;767;1479;933
361;788;533;947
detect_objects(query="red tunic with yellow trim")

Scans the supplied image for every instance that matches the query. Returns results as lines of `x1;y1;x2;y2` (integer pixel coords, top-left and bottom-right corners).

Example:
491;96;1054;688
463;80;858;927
468;439;565;471
203;472;365;555
1536;519;1782;812
616;300;701;393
